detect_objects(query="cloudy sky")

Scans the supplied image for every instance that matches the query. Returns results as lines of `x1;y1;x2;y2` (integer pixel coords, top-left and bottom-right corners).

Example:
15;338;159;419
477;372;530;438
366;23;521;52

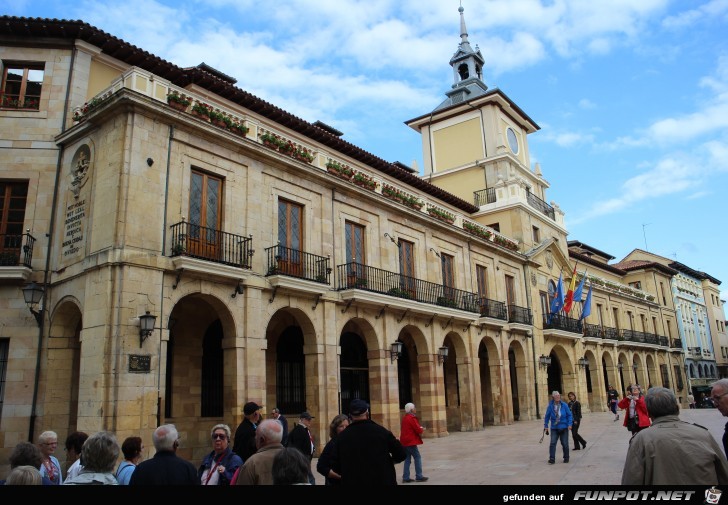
9;0;728;303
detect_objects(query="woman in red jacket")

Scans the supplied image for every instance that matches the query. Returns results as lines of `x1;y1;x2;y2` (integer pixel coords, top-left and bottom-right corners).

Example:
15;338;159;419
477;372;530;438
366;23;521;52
400;403;428;483
618;384;651;435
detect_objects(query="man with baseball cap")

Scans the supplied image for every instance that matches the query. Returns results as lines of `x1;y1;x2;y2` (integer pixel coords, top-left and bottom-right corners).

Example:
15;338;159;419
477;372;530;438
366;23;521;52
287;411;316;485
233;401;262;462
331;399;406;485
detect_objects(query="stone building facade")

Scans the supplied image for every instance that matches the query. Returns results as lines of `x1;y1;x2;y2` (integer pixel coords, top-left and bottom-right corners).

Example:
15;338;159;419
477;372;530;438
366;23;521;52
0;10;686;477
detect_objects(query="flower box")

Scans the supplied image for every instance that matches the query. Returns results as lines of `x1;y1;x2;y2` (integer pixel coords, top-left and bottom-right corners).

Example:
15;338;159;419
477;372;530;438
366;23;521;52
463;221;493;240
167;92;191;112
191;101;212;122
352;172;378;191
427;206;455;224
326;161;354;180
230;122;249;137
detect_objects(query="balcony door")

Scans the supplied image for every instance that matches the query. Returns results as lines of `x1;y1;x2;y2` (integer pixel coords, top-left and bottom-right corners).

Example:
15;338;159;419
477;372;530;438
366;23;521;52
344;221;365;284
505;274;515;319
277;199;303;276
441;253;455;303
188;171;222;260
399;239;415;297
0;181;28;265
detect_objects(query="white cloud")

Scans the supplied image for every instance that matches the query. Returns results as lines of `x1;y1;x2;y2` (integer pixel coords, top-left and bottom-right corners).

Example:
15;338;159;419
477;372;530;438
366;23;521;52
578;98;596;110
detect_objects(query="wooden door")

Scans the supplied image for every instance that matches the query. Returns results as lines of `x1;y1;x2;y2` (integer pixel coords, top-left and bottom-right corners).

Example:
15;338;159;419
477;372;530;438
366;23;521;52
188;170;222;260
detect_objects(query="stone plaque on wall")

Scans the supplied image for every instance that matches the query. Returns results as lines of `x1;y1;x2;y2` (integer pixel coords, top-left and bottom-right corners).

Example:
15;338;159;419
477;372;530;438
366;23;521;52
61;145;92;262
129;355;151;373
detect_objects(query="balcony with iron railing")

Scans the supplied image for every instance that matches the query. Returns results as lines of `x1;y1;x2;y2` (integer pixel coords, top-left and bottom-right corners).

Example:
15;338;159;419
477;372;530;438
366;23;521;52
507;304;532;325
526;191;555;220
671;338;683;349
265;244;331;285
0;232;35;268
335;262;488;315
169;220;253;269
543;314;582;334
474;188;496;207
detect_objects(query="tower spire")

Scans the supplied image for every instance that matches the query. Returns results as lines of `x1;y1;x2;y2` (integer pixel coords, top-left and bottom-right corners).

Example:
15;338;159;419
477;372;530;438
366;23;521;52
433;4;488;111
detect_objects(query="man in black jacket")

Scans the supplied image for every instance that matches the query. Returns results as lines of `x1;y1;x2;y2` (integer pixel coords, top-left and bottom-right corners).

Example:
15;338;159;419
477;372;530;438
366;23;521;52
331;399;406;485
272;407;289;446
287;411;316;485
233;402;262;462
129;424;198;485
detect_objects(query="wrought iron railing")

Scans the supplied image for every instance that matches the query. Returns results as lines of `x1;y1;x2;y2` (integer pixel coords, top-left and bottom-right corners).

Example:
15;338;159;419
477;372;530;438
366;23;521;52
265;244;331;285
335;262;482;314
671;338;683;349
169;220;253;269
583;323;603;338
474;188;496;207
543;314;582;333
508;304;532;325
603;327;620;340
526;191;555;220
478;297;508;320
0;232;35;267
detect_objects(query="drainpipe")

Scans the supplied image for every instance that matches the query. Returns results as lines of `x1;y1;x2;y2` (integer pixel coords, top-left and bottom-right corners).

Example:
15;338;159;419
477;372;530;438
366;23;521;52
157;124;175;427
29;46;77;441
523;262;541;419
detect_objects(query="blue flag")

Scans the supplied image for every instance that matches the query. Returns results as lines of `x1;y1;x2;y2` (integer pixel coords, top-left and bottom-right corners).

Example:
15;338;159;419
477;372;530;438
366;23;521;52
572;272;587;303
548;274;564;323
580;284;592;321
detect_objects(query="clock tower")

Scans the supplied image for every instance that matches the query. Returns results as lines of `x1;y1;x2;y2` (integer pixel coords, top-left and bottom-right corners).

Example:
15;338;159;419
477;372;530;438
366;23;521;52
406;5;567;254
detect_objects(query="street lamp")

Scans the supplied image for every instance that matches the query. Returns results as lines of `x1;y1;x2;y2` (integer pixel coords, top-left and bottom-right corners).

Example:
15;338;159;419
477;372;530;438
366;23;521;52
22;282;44;327
539;355;552;368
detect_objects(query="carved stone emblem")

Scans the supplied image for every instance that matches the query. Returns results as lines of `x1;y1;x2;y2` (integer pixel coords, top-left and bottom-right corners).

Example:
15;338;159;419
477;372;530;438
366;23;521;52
70;145;91;199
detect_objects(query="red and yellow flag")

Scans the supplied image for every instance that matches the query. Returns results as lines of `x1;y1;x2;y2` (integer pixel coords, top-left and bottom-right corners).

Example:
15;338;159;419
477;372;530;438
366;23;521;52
563;264;578;314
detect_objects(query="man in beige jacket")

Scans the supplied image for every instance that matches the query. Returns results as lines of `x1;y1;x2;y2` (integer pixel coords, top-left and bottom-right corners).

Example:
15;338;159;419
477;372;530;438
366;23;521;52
622;387;728;485
233;419;284;485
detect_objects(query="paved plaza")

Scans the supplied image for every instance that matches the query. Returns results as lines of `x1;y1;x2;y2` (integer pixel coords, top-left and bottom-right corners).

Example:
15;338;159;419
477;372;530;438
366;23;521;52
312;408;726;485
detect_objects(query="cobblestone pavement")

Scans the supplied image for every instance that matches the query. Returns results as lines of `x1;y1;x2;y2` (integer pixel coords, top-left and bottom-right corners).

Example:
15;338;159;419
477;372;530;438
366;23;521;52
312;408;726;485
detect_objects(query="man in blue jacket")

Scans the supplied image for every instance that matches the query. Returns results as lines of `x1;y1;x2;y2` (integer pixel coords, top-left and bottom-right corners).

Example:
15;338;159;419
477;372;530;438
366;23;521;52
543;391;573;464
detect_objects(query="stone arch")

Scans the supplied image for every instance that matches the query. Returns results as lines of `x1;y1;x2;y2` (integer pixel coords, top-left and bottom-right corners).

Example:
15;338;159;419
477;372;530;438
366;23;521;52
442;329;471;432
44;296;83;439
507;338;530;421
477;333;502;426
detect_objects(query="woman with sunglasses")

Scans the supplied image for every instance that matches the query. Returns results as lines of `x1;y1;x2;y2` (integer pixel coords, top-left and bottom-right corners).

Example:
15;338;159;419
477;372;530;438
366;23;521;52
197;424;243;485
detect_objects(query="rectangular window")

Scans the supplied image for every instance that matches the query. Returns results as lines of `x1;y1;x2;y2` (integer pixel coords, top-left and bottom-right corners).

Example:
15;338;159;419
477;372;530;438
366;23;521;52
505;275;516;306
532;226;540;243
277;199;303;276
188;170;222;260
1;63;43;110
672;365;682;391
399;239;415;296
612;308;620;331
597;304;604;327
652;317;658;335
344;221;365;264
0;181;29;265
476;265;487;298
539;291;548;320
660;282;667;305
629;281;642;290
627;311;634;331
440;253;455;304
487;223;500;233
344;222;365;287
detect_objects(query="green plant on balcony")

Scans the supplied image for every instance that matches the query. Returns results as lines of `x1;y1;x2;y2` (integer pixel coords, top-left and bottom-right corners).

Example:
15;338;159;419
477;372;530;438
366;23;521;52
326;160;354;180
352;171;378;190
463;221;493;240
230;120;249;136
209;108;232;128
427;206;455;223
492;234;518;251
167;91;191;108
355;278;368;288
387;287;411;299
278;140;295;154
172;243;184;256
436;296;457;308
261;132;283;150
191;101;212;119
294;147;314;163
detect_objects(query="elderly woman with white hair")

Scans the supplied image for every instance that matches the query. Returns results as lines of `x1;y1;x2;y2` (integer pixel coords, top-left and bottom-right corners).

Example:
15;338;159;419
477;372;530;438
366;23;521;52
399;402;428;483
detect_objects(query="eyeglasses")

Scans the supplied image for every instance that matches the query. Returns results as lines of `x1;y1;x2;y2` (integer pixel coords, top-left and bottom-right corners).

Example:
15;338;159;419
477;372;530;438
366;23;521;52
212;433;227;440
42;442;58;446
711;392;728;403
